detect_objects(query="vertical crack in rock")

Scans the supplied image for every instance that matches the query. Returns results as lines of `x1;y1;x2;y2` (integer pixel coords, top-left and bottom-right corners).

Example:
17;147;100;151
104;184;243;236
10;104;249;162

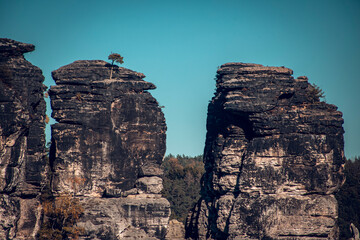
49;60;170;239
0;38;47;239
186;62;345;240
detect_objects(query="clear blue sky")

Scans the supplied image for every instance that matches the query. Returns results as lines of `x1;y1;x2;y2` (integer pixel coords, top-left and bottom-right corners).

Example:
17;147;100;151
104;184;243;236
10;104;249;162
1;0;359;159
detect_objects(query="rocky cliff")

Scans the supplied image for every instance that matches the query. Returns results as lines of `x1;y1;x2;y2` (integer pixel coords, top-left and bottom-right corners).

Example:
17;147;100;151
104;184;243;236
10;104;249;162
0;39;47;239
48;60;170;239
0;39;347;240
186;63;345;239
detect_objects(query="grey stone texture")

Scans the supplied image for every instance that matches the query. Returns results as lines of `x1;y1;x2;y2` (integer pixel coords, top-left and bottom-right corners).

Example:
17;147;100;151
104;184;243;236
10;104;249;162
49;60;170;239
49;60;166;196
0;38;47;239
186;63;345;240
1;40;347;240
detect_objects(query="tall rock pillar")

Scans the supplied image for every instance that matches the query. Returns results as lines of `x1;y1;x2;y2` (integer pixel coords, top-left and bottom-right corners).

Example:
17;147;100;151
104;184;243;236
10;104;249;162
49;60;170;239
186;63;345;240
0;39;47;239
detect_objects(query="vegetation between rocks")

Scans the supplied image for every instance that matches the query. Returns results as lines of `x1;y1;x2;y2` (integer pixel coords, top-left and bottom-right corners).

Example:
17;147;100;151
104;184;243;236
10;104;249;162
161;154;204;223
161;154;360;238
38;177;85;240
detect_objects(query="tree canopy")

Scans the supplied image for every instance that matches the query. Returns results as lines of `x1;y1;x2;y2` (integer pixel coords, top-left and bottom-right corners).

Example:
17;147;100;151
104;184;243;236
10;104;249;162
161;154;204;223
108;53;124;80
108;53;124;65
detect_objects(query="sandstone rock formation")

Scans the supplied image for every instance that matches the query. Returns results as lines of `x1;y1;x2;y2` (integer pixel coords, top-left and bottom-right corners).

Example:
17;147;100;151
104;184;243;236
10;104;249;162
49;60;170;239
166;219;186;240
0;39;47;239
186;63;345;239
1;39;347;240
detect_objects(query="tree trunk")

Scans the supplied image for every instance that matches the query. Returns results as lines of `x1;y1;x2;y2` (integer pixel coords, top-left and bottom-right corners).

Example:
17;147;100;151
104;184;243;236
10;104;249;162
110;60;114;80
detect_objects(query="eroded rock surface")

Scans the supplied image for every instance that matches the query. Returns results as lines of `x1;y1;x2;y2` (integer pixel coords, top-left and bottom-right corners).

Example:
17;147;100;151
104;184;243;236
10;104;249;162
186;63;345;240
0;38;46;239
49;60;170;239
166;219;186;240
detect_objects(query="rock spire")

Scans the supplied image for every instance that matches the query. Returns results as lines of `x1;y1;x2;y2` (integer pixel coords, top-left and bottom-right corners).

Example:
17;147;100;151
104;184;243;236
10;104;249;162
186;62;345;240
49;60;170;239
0;38;47;239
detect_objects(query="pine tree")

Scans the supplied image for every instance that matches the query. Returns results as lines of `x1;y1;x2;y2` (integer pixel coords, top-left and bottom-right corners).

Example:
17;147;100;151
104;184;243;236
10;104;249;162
108;53;124;80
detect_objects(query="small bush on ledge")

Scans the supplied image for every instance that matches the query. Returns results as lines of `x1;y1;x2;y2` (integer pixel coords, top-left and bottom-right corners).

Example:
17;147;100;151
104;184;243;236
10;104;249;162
38;193;84;240
38;177;85;240
307;83;325;103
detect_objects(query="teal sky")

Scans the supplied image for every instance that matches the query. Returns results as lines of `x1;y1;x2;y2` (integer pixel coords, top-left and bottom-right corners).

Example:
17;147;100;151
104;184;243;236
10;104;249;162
1;0;359;158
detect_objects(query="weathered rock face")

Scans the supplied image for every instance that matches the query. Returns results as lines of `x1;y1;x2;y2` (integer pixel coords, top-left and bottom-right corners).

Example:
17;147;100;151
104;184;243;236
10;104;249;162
0;39;46;239
49;60;166;196
166;219;186;240
186;63;345;239
77;195;170;240
49;60;170;239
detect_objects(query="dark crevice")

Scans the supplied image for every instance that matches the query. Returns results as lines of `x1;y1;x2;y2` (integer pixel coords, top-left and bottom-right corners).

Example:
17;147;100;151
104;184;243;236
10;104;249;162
278;92;294;100
226;113;255;142
30;99;41;112
48;137;56;172
58;120;83;126
185;199;204;239
233;149;248;198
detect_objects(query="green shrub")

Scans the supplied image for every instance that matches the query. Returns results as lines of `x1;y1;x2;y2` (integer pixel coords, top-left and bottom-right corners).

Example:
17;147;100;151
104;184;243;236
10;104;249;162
307;83;325;102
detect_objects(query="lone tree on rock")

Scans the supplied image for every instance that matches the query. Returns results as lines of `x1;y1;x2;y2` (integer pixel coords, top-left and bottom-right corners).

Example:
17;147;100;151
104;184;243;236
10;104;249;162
108;53;124;80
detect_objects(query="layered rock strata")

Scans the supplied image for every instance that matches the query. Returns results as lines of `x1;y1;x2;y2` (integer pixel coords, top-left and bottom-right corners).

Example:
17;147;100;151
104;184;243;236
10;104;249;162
186;63;345;239
0;39;47;239
49;60;170;239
